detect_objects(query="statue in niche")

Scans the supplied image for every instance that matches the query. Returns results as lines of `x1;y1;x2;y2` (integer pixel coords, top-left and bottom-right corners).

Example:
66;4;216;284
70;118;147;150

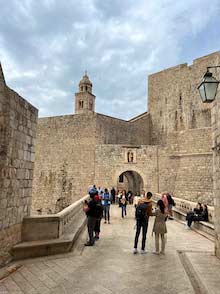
127;151;134;163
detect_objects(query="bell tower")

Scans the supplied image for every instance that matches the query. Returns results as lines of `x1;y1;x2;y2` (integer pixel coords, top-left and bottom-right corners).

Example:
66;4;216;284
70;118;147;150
75;72;96;114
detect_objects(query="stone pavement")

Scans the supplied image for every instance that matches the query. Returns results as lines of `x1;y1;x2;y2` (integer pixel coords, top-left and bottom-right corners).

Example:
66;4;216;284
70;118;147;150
1;205;220;294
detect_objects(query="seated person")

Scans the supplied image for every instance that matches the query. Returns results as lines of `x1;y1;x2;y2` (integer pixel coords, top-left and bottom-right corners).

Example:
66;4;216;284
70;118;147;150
193;202;203;215
186;204;208;228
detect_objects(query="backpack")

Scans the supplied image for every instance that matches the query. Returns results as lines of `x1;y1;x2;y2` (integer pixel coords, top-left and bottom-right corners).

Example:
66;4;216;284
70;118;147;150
94;202;103;218
135;202;147;220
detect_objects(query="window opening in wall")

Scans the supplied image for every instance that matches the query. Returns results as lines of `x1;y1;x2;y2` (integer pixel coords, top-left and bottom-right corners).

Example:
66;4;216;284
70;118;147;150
81;86;83;91
179;93;182;105
79;100;84;109
119;174;124;183
175;111;178;131
85;85;88;91
127;151;134;163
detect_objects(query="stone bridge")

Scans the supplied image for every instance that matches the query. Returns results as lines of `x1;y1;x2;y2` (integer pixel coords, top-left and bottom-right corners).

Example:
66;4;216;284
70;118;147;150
1;204;220;294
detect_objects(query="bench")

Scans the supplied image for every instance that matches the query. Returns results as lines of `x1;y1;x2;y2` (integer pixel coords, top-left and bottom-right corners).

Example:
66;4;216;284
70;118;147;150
172;207;215;237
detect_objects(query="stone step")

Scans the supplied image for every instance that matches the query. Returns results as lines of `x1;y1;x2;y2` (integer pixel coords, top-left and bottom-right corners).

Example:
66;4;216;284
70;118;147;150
11;238;72;260
11;217;86;260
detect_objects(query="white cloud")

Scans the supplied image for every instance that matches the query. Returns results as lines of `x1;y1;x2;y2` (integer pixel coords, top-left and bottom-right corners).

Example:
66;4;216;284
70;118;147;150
0;0;220;119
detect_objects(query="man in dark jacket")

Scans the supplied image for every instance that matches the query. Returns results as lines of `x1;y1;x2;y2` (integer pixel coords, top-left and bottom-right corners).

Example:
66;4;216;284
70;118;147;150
83;192;99;246
133;191;153;254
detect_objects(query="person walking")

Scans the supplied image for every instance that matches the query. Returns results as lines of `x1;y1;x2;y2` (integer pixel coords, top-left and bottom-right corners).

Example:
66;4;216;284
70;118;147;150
102;188;111;224
83;192;99;246
152;199;167;255
110;187;116;204
161;192;169;215
120;195;127;218
133;191;153;254
167;193;175;220
94;192;103;239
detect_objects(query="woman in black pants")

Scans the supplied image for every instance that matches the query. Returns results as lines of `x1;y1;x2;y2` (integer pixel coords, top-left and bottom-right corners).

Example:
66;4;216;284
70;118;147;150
186;204;209;228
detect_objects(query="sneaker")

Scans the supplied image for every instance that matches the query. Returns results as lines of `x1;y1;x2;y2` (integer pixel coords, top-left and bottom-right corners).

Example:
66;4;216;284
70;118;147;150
160;251;165;255
94;236;99;240
185;226;191;230
104;221;107;224
140;249;147;254
84;242;94;246
153;251;159;255
108;221;110;224
133;248;138;254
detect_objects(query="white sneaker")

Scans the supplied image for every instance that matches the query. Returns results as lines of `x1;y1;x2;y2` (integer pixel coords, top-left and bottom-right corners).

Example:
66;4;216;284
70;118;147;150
133;248;138;254
140;249;147;254
185;226;191;230
153;251;159;255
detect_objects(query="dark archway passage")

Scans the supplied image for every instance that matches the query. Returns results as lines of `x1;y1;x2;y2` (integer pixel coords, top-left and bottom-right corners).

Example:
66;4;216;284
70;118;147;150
117;170;144;195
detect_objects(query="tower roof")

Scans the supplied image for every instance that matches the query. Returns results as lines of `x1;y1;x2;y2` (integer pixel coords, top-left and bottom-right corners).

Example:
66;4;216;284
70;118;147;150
79;71;92;87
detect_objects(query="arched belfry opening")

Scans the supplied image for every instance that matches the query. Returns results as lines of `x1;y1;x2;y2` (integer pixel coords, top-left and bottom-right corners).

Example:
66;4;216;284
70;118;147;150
117;170;144;195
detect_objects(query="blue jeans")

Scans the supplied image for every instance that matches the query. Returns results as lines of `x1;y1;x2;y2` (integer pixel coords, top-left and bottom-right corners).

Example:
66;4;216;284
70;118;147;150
121;205;127;218
104;205;110;222
134;220;148;250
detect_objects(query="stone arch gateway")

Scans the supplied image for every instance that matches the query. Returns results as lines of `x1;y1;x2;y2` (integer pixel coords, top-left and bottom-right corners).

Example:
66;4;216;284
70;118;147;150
117;170;144;195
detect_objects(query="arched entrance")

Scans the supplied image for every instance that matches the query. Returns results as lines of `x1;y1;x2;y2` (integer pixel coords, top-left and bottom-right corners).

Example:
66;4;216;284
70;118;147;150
117;170;144;195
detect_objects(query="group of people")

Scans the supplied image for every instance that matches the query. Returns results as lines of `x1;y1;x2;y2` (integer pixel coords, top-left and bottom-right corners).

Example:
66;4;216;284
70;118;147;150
133;191;169;255
186;202;209;229
83;186;173;254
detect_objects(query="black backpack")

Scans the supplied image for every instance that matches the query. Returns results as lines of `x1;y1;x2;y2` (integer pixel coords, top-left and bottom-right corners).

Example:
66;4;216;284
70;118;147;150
135;202;147;220
94;202;103;218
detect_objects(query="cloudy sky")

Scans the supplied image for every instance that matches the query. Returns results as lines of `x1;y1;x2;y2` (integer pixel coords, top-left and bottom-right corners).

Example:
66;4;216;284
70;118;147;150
0;0;220;120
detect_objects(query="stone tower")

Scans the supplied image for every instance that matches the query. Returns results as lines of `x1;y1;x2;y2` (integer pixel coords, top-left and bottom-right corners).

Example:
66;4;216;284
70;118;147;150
0;62;6;92
75;72;96;114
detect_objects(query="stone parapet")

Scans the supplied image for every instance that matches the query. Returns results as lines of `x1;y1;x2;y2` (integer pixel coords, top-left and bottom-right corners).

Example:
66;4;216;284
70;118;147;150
22;195;88;241
154;193;214;223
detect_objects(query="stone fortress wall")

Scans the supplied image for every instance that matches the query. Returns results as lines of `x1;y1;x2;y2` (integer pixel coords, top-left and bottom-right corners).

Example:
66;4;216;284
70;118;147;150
147;52;220;203
1;52;220;260
31;112;151;213
31;53;219;214
0;64;38;265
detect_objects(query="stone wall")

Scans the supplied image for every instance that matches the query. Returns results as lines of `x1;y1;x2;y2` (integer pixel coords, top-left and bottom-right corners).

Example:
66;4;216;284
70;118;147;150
31;113;97;214
96;112;151;145
210;58;220;257
148;52;219;145
94;144;158;194
32;111;151;213
0;64;38;265
147;54;218;204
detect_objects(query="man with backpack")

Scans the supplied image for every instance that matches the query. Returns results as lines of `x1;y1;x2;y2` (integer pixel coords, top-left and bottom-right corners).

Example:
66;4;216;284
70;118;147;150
83;191;103;246
133;191;153;254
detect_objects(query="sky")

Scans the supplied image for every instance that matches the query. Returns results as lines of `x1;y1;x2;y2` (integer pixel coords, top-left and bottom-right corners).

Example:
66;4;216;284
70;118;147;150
0;0;220;120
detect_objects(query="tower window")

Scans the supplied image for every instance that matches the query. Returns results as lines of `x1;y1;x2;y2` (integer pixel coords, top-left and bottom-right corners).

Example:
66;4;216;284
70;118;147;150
81;86;83;91
85;85;88;91
79;100;84;109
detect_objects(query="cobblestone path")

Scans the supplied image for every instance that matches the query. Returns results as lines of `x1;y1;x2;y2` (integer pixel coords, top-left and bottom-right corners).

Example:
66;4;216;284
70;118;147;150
1;205;220;294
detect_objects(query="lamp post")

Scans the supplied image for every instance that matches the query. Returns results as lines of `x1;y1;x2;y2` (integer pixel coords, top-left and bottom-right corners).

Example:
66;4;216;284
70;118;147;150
198;66;220;103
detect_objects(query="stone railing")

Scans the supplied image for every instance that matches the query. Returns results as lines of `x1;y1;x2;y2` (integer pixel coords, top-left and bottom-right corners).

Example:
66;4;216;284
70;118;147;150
22;195;89;241
153;193;214;224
